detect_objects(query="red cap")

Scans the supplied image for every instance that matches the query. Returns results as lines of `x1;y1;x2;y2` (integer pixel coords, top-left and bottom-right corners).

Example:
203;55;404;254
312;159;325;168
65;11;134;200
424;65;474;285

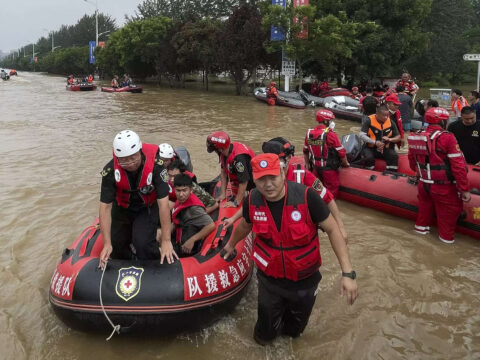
385;94;401;105
251;153;281;180
352;86;359;91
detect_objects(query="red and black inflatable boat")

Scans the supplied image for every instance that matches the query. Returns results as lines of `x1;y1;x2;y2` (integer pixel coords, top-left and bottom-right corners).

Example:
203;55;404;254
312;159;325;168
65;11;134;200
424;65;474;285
66;83;97;91
49;203;253;334
101;85;143;93
338;165;480;240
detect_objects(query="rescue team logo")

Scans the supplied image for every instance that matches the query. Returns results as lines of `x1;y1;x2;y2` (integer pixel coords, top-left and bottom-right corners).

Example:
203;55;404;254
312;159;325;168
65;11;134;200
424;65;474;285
101;167;111;177
147;172;153;185
160;168;168;182
473;207;480;220
253;211;267;221
472;130;479;137
115;266;144;301
312;179;323;192
156;158;164;166
235;162;245;173
259;160;268;168
114;169;121;182
291;210;302;221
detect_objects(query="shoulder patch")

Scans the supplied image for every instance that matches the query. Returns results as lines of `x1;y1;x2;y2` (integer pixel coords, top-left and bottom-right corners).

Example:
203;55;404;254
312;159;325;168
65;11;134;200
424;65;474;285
160;168;168;182
156;158;164;166
235;162;245;173
312;179;324;192
101;167;111;177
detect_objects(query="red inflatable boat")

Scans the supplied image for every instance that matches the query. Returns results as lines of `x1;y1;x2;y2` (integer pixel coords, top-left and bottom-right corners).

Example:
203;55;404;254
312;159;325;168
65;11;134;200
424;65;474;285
318;88;352;98
49;201;253;335
66;83;97;91
101;85;143;93
338;166;480;240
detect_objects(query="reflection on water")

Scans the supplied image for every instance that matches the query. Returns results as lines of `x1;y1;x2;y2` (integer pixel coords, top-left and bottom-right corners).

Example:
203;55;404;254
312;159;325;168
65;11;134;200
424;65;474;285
0;73;479;360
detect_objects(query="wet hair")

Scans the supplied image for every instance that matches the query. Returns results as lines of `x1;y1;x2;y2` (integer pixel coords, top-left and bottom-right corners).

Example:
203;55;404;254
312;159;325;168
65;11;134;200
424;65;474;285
453;89;462;96
395;85;405;93
426;99;439;108
167;159;186;172
173;173;193;187
377;104;389;113
461;106;475;115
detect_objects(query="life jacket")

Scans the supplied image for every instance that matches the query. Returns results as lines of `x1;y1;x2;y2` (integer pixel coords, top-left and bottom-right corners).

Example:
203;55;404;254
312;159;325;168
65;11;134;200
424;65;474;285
88;75;93;83
451;97;468;115
249;181;321;281
305;126;340;170
113;143;158;208
408;130;454;184
266;86;278;99
286;163;329;200
168;171;197;201
67;78;73;84
367;114;394;148
171;193;206;244
221;142;255;192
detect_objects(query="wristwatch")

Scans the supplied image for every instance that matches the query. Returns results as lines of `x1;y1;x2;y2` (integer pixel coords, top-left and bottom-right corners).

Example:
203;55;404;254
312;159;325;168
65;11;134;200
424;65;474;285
342;270;356;280
232;199;238;207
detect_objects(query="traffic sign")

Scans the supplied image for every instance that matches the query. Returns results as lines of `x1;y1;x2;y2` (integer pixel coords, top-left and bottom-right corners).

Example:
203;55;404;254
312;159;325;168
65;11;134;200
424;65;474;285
463;54;480;61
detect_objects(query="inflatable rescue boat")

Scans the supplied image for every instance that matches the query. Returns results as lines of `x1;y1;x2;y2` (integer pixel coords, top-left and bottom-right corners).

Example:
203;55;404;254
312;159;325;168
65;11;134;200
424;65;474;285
66;83;97;91
254;87;306;109
101;85;143;93
49;201;253;335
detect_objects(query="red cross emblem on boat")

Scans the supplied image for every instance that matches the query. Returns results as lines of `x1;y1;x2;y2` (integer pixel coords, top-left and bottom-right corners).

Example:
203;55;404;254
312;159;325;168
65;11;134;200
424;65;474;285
115;266;144;301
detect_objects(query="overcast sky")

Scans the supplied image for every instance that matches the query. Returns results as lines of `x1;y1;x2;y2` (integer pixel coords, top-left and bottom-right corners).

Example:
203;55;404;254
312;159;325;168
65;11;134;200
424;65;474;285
0;0;144;52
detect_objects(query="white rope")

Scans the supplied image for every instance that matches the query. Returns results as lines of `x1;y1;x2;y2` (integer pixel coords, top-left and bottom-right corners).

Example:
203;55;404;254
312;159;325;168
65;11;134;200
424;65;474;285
99;261;121;341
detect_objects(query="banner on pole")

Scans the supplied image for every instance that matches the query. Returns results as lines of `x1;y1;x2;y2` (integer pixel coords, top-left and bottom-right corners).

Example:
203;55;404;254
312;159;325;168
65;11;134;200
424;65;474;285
293;0;309;39
89;41;96;64
270;0;286;41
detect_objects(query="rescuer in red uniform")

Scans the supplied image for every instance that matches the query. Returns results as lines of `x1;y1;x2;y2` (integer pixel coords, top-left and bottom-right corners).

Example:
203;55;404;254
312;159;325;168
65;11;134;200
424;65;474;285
303;109;349;198
408;107;471;244
206;131;255;208
222;153;357;345
99;130;176;268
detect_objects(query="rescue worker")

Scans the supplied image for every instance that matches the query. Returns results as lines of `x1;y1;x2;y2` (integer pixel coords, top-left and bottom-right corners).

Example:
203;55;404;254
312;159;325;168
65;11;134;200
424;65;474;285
166;159;218;213
311;79;320;96
87;74;93;83
111;75;119;88
358;104;401;170
319;79;330;93
98;130;176;269
395;72;419;96
451;89;469;120
171;174;216;257
67;75;74;85
222;153;358;344
261;137;348;241
350;86;361;100
384;94;405;148
206;131;255;208
266;81;283;105
158;143;177;168
303;109;349;198
408;107;471;244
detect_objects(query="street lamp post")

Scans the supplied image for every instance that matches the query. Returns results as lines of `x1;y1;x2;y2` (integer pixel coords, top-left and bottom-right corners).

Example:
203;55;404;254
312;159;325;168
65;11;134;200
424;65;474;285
83;0;98;46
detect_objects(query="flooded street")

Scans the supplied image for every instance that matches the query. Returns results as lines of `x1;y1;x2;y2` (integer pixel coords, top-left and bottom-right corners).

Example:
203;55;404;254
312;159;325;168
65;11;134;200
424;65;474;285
1;72;479;360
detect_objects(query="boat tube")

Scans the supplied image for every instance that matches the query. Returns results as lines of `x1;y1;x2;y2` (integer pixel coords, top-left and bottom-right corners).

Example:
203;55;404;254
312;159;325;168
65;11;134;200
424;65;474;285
49;203;253;335
254;88;306;109
324;96;362;121
101;85;143;93
66;83;97;91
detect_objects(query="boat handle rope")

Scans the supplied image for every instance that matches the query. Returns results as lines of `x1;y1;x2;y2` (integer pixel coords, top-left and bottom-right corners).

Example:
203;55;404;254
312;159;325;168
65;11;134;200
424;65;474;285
99;260;121;341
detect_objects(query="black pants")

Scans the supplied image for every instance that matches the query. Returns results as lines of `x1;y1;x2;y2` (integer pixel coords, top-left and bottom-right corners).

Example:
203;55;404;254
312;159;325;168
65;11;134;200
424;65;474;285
359;146;398;170
254;273;320;344
171;225;204;258
110;203;160;260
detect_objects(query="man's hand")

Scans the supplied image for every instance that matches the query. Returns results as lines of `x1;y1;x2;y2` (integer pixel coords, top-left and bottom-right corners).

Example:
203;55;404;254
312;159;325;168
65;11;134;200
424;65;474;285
223;217;235;229
223;201;237;208
181;238;195;254
375;141;385;150
222;242;235;260
216;194;226;202
340;277;358;305
99;244;112;270
341;160;350;168
461;191;471;203
160;240;179;264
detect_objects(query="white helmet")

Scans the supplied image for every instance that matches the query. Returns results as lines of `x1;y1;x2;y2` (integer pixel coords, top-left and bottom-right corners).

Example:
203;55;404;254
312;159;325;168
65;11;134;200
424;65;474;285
113;130;142;157
158;143;175;159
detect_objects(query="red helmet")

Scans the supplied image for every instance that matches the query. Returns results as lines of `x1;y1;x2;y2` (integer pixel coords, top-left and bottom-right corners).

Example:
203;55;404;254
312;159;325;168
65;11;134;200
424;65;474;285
315;109;335;123
352;86;359;92
270;81;275;87
425;107;450;124
206;131;230;153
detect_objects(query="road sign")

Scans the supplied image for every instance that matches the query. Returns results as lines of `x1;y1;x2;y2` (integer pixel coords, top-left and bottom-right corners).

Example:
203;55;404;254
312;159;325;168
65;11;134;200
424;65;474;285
281;61;295;76
463;54;480;61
